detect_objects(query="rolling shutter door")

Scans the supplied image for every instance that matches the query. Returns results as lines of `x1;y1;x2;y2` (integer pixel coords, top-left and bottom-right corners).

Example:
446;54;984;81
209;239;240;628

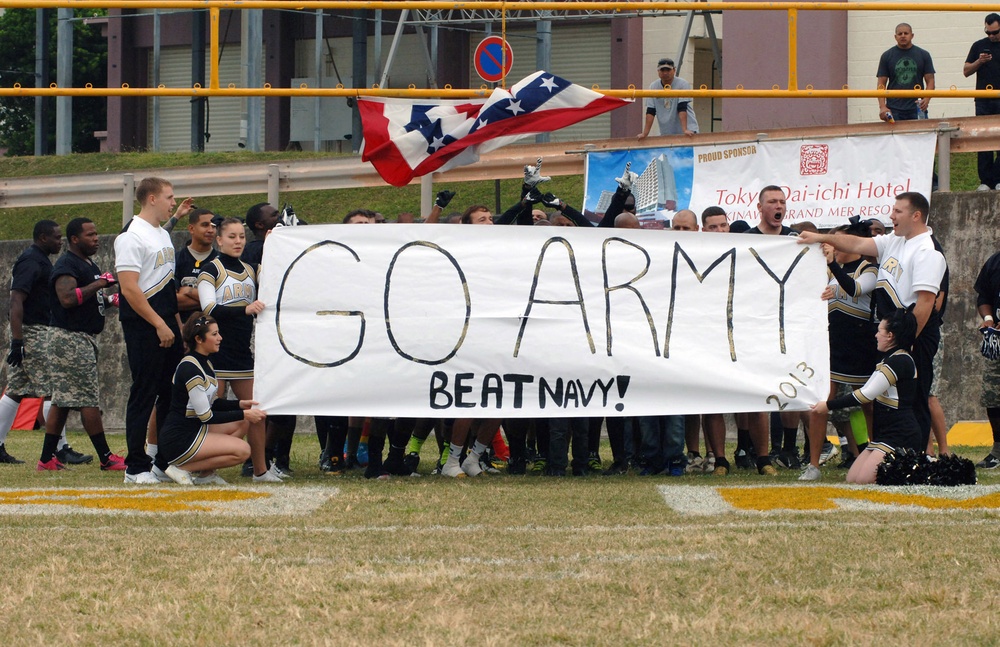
148;46;265;152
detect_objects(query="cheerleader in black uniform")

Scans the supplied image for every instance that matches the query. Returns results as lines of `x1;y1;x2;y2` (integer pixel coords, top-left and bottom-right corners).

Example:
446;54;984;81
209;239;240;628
803;224;878;480
198;217;277;481
812;308;921;485
158;314;267;483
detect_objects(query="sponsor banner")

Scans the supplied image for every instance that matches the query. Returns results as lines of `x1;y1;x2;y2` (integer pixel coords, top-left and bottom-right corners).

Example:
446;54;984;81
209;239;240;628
583;133;936;230
254;224;829;418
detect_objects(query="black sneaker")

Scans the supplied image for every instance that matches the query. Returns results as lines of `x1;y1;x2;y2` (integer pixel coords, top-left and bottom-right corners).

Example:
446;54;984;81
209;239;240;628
508;456;527;475
241;459;254;478
837;454;856;469
774;451;802;470
274;460;294;476
977;454;1000;469
382;454;412;476
56;445;93;465
403;451;420;475
734;449;753;469
0;443;24;464
602;460;630;476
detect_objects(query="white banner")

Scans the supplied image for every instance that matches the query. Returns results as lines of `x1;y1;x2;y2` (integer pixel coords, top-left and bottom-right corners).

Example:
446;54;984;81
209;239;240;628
254;225;830;418
584;132;936;230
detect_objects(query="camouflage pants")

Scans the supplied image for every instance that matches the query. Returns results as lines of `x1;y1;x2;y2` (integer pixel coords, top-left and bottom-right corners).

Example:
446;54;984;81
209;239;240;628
6;324;51;397
829;381;861;424
982;353;1000;408
48;327;100;408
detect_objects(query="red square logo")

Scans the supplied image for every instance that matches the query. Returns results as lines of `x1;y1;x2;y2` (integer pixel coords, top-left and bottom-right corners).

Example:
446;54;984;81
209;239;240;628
800;144;829;176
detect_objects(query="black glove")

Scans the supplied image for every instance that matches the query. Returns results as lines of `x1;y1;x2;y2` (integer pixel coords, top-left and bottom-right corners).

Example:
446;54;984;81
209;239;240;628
525;187;545;204
435;190;456;209
540;193;562;209
7;339;24;367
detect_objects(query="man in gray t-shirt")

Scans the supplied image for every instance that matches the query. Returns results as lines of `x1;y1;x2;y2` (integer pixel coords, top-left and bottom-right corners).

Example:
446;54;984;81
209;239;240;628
637;57;699;139
876;23;935;122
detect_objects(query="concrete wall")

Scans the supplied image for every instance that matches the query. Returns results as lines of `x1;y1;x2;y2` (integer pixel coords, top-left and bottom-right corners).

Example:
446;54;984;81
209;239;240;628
0;196;995;431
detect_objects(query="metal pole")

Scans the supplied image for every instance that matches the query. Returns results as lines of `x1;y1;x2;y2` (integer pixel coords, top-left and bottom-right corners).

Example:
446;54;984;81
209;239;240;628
192;9;206;151
936;124;951;193
675;10;695;75
374;9;383;85
314;8;323;151
34;8;49;156
351;9;367;152
153;9;161;151
379;9;408;88
267;164;280;207
54;7;71;155
246;9;262;152
122;173;134;227
421;174;432;218
535;17;551;143
787;8;798;91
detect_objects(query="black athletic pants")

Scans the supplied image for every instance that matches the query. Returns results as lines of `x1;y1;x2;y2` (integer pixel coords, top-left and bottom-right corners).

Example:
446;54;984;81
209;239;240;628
122;319;183;474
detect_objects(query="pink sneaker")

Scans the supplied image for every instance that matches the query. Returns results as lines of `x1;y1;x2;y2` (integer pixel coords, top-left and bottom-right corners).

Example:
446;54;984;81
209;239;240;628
37;457;67;471
100;453;126;471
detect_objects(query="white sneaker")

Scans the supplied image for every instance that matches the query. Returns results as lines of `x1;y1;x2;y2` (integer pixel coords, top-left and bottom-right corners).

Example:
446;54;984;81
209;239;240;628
440;457;466;478
462;452;484;477
151;465;174;483
268;464;291;480
798;464;822;481
818;443;840;465
684;454;705;474
123;471;159;485
191;471;227;485
253;469;283;483
164;464;194;485
978;184;991;191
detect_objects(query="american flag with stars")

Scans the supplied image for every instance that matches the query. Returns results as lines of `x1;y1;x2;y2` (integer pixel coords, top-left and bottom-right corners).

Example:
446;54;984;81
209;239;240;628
359;71;631;187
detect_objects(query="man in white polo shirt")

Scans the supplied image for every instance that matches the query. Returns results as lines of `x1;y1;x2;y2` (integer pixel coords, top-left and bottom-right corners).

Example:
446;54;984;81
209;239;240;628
115;177;191;483
798;192;946;450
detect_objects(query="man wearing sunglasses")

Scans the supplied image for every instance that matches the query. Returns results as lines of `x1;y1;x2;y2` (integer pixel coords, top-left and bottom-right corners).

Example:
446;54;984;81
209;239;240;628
965;13;1000;191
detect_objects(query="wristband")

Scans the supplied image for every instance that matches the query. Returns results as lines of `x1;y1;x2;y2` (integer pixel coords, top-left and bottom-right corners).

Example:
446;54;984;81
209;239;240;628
75;288;84;305
986;315;995;323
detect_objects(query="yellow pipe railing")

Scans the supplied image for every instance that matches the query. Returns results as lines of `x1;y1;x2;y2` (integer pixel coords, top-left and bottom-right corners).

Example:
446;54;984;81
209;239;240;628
2;1;999;100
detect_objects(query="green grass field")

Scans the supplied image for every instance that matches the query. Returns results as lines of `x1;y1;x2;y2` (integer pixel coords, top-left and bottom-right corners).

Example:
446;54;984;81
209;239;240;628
2;428;999;645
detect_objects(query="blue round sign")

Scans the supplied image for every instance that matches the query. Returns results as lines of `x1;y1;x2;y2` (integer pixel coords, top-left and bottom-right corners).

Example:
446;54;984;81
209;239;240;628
474;36;513;83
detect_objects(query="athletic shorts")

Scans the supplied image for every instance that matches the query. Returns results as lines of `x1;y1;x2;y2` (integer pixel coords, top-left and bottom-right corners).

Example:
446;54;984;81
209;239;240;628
6;324;51;397
48;328;100;408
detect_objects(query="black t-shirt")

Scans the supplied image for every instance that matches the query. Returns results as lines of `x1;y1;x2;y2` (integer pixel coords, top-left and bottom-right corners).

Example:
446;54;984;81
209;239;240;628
49;251;106;335
877;45;935;113
975;251;1000;318
10;244;53;326
241;238;265;268
175;245;218;321
967;37;1000;94
745;225;797;236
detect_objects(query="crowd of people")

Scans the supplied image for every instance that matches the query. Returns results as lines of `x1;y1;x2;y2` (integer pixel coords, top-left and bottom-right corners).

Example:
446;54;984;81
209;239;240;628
7;155;994;486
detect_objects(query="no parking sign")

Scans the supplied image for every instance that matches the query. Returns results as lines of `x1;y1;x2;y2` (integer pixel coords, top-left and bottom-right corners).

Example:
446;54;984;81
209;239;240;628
474;36;513;83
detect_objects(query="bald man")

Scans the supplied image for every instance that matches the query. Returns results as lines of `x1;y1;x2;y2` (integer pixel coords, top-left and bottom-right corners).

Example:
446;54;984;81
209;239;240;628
615;213;641;229
671;210;698;231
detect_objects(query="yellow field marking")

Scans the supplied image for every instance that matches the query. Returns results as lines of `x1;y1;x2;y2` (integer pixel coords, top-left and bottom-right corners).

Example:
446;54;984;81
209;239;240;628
0;486;335;516
659;484;1000;515
947;421;992;447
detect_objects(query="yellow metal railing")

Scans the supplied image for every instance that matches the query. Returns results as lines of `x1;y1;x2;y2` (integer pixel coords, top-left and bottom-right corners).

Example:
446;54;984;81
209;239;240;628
1;1;999;100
